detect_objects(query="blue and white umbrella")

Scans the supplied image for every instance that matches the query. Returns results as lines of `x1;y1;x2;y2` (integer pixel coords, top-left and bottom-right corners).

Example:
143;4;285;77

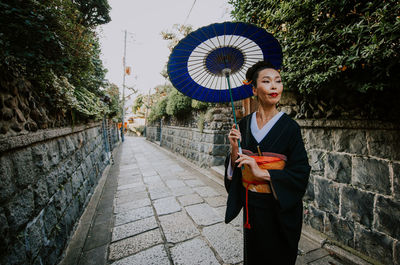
167;22;282;148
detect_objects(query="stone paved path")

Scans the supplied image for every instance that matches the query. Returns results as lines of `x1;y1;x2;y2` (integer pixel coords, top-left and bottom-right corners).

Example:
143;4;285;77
61;137;365;265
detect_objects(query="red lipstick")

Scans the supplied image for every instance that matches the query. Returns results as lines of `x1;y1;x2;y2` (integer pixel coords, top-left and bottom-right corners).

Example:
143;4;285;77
269;93;278;98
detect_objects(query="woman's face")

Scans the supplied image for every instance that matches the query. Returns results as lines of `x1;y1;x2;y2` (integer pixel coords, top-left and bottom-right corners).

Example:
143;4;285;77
252;68;283;106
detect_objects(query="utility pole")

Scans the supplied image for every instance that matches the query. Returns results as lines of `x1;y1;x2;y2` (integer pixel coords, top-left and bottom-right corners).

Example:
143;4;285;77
121;30;127;142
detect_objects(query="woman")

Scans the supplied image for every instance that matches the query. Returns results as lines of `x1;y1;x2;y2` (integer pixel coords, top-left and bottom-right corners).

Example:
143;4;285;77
224;61;310;265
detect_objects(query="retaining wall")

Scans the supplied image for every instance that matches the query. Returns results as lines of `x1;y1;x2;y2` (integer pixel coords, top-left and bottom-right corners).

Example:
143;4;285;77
0;121;118;264
299;119;400;265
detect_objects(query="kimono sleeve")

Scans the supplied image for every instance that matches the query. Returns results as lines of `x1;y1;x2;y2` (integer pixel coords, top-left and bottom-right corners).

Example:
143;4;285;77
269;123;310;211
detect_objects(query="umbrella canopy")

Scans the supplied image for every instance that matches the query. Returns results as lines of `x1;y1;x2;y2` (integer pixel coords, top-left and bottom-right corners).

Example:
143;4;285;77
167;22;283;103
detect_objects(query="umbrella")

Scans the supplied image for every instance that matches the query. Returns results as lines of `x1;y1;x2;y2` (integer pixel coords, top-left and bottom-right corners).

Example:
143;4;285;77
167;21;282;151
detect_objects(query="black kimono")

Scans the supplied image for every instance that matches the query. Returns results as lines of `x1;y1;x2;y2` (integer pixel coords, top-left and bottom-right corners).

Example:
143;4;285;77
224;113;311;265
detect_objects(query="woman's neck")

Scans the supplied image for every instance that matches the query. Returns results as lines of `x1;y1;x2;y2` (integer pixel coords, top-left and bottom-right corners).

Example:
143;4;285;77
255;105;279;128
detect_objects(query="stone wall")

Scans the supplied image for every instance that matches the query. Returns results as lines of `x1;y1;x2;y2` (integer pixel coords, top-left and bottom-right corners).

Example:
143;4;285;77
299;119;400;265
159;126;230;168
0;121;118;265
147;107;233;168
146;126;161;142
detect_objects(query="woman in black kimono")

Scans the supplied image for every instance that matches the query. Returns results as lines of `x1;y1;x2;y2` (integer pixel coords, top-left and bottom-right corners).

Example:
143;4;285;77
224;61;311;265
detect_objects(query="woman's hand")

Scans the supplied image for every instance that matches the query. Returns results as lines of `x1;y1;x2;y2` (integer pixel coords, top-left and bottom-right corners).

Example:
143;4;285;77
228;124;241;149
235;153;271;181
228;124;241;164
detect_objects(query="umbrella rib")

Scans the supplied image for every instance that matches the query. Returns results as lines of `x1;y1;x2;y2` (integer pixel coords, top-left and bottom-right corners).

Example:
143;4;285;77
189;33;216;51
204;25;227;71
190;66;208;80
229;24;253;48
188;61;206;68
196;69;212;85
231;72;241;88
173;48;208;54
203;72;216;89
209;74;219;90
227;23;239;47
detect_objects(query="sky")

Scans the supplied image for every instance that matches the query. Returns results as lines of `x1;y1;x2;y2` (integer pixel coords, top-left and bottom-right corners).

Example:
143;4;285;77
98;0;233;109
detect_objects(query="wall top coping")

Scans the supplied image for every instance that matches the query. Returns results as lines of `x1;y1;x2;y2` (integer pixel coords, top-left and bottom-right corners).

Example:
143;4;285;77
296;119;400;130
161;125;229;134
0;122;101;153
151;119;400;131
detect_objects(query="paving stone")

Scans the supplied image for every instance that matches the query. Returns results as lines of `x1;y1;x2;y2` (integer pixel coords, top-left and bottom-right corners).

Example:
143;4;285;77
203;222;243;264
112;216;158;242
171;186;195;196
185;203;223;226
215;206;243;230
116;186;146;198
117;175;142;186
117;182;144;191
142;171;159;178
114;206;154;226
159;211;199;243
108;229;163;261
114;198;151;214
149;187;172;200
193;186;219;197
115;191;148;205
111;244;169;265
166;165;184;172
165;180;186;189
184;179;205;187
170;237;220;265
176;170;197;178
153;197;181;216
204;196;227;207
177;194;204;206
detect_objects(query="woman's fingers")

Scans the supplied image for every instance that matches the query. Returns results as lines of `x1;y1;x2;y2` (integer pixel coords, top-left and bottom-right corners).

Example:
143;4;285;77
236;153;259;168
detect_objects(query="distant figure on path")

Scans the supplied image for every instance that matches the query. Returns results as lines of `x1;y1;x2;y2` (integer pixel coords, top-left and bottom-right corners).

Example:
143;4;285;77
224;61;311;265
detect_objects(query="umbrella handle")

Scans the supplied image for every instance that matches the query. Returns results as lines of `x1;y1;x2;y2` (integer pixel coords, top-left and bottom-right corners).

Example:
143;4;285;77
225;72;242;155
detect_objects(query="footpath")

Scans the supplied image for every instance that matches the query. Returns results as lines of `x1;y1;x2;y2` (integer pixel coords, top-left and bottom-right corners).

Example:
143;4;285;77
60;137;370;265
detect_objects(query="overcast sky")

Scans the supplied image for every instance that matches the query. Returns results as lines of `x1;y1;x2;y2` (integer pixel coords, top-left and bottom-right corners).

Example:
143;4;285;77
98;0;232;106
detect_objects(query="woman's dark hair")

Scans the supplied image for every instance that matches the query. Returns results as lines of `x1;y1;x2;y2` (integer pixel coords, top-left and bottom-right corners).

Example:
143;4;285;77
245;61;278;86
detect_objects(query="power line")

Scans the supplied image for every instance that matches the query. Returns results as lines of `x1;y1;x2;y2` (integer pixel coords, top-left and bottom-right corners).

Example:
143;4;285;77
183;0;197;25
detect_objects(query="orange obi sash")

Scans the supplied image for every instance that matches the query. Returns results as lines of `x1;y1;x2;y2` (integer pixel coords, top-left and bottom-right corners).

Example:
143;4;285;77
241;150;286;229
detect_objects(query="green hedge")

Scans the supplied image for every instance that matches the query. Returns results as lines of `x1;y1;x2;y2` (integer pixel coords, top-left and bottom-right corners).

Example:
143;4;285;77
229;0;399;94
229;0;400;119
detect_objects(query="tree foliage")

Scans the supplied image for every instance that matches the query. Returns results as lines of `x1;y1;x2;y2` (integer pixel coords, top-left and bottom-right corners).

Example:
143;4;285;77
229;0;400;119
166;87;192;117
0;0;113;120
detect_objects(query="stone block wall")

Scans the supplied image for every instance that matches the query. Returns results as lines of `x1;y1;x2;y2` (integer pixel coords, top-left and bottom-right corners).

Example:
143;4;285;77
156;126;230;168
146;126;161;142
299;119;400;264
0;121;118;264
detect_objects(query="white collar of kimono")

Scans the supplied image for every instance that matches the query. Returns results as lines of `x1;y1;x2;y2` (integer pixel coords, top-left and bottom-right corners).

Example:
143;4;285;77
250;111;284;143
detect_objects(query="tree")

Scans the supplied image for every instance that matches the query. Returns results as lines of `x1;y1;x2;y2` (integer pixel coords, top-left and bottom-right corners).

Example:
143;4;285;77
229;0;400;120
0;0;112;120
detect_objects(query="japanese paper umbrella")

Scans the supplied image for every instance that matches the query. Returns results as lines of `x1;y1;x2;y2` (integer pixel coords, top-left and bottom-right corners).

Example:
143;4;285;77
167;21;282;150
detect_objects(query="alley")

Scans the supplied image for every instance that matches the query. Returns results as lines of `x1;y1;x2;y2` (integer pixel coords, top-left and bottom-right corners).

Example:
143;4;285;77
61;137;361;265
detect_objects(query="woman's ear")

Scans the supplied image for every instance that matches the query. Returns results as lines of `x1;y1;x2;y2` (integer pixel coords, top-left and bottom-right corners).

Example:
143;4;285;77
252;85;257;96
